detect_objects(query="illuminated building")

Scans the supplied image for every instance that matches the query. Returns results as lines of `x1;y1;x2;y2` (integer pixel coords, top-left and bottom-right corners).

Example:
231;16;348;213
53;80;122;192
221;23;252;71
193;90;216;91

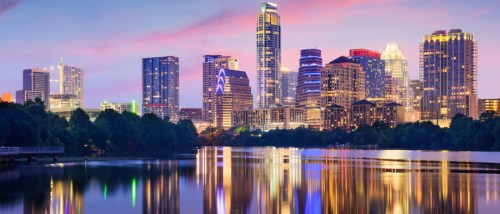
50;94;79;112
232;106;305;131
296;48;323;129
349;49;385;100
321;56;365;109
179;107;203;122
478;98;500;116
323;104;349;130
257;2;281;108
215;69;253;129
351;99;377;128
16;68;50;109
100;100;139;115
280;67;297;106
203;55;238;124
142;56;179;121
59;58;84;107
381;43;412;110
420;29;478;120
0;93;13;102
323;100;405;130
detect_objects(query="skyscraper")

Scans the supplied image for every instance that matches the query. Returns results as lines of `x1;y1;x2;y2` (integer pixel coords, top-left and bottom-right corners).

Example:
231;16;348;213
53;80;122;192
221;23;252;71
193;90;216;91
59;58;84;107
478;99;500;116
142;56;179;121
296;49;322;128
257;2;281;108
349;49;385;100
321;56;365;109
16;68;50;109
381;43;412;111
214;69;253;129
420;29;478;120
202;55;238;124
280;67;297;106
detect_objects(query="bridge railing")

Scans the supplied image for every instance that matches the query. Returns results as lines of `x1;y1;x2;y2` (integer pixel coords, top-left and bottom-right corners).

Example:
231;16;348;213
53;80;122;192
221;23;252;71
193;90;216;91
0;147;20;155
0;147;64;156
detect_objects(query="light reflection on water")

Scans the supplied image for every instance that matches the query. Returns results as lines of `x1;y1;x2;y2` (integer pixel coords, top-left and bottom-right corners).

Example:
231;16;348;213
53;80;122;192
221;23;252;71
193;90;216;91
0;147;499;214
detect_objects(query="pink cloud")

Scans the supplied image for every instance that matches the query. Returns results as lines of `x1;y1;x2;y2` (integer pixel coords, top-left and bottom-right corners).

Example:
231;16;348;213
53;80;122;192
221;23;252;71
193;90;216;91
0;0;20;15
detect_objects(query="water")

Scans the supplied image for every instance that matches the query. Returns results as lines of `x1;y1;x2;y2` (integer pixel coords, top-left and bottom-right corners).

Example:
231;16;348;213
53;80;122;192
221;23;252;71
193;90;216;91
1;147;500;214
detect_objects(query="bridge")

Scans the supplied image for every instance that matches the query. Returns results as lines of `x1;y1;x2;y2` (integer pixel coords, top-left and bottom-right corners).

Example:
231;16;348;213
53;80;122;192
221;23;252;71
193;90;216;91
0;147;64;162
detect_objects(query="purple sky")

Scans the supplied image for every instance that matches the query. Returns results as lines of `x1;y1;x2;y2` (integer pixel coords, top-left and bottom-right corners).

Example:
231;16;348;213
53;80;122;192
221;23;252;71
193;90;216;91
0;0;499;108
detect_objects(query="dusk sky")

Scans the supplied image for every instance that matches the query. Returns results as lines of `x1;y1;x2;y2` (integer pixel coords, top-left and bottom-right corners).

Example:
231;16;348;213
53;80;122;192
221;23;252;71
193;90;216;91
0;0;499;108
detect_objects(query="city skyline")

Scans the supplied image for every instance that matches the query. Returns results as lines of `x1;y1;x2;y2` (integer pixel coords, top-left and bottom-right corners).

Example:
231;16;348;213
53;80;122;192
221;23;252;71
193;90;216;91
1;1;500;108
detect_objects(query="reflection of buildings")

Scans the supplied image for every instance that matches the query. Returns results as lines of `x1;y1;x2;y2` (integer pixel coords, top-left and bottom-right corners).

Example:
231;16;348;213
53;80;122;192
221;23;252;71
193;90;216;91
143;161;180;214
196;147;485;214
49;179;85;214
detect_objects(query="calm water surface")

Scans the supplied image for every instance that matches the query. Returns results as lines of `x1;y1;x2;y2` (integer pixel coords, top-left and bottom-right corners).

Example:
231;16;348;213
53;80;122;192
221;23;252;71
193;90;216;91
1;147;500;214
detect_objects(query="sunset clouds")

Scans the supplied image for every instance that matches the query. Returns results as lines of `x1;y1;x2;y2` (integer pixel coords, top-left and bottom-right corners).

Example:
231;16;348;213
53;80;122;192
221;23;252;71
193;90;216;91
0;0;499;108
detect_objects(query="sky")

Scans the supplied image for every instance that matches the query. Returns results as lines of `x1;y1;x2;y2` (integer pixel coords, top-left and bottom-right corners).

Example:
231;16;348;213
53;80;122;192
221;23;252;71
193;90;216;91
0;0;499;108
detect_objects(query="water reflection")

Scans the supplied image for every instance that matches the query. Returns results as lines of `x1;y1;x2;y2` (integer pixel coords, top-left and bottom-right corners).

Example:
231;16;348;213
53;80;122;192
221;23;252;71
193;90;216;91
0;147;499;213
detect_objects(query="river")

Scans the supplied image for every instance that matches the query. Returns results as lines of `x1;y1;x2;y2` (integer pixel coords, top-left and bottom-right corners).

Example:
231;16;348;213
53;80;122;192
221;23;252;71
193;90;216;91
0;147;499;213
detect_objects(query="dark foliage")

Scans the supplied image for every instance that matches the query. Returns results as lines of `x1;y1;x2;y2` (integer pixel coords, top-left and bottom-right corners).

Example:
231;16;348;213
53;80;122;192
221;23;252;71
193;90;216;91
200;113;500;151
0;99;199;154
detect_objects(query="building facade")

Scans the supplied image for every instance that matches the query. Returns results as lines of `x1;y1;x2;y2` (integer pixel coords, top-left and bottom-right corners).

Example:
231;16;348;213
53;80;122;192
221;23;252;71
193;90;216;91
232;106;305;131
50;94;79;112
257;2;281;108
179;108;203;122
420;29;478;120
410;79;423;114
280;67;297;106
203;55;238;124
321;56;365;109
16;68;50;109
478;99;500;116
0;93;13;103
323;100;405;130
59;58;84;107
349;49;385;100
215;69;253;129
381;43;412;110
142;56;179;121
100;101;139;115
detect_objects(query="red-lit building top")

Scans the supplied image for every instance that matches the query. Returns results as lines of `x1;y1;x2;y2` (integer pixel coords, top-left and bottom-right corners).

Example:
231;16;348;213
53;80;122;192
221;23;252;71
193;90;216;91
349;49;381;59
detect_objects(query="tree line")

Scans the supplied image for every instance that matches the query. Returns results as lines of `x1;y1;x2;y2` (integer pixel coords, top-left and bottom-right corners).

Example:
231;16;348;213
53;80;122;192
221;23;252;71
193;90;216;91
200;111;500;151
0;99;199;154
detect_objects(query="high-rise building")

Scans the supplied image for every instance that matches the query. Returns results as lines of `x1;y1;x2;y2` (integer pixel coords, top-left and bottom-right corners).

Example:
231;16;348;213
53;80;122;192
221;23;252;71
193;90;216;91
100;101;139;115
321;56;365;109
16;68;50;109
142;56;179;121
202;55;238;124
59;58;84;107
349;49;385;100
420;29;478;120
280;67;297;106
296;48;323;128
257;2;281;108
0;93;13;103
214;69;253;129
381;43;412;110
478;99;500;116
